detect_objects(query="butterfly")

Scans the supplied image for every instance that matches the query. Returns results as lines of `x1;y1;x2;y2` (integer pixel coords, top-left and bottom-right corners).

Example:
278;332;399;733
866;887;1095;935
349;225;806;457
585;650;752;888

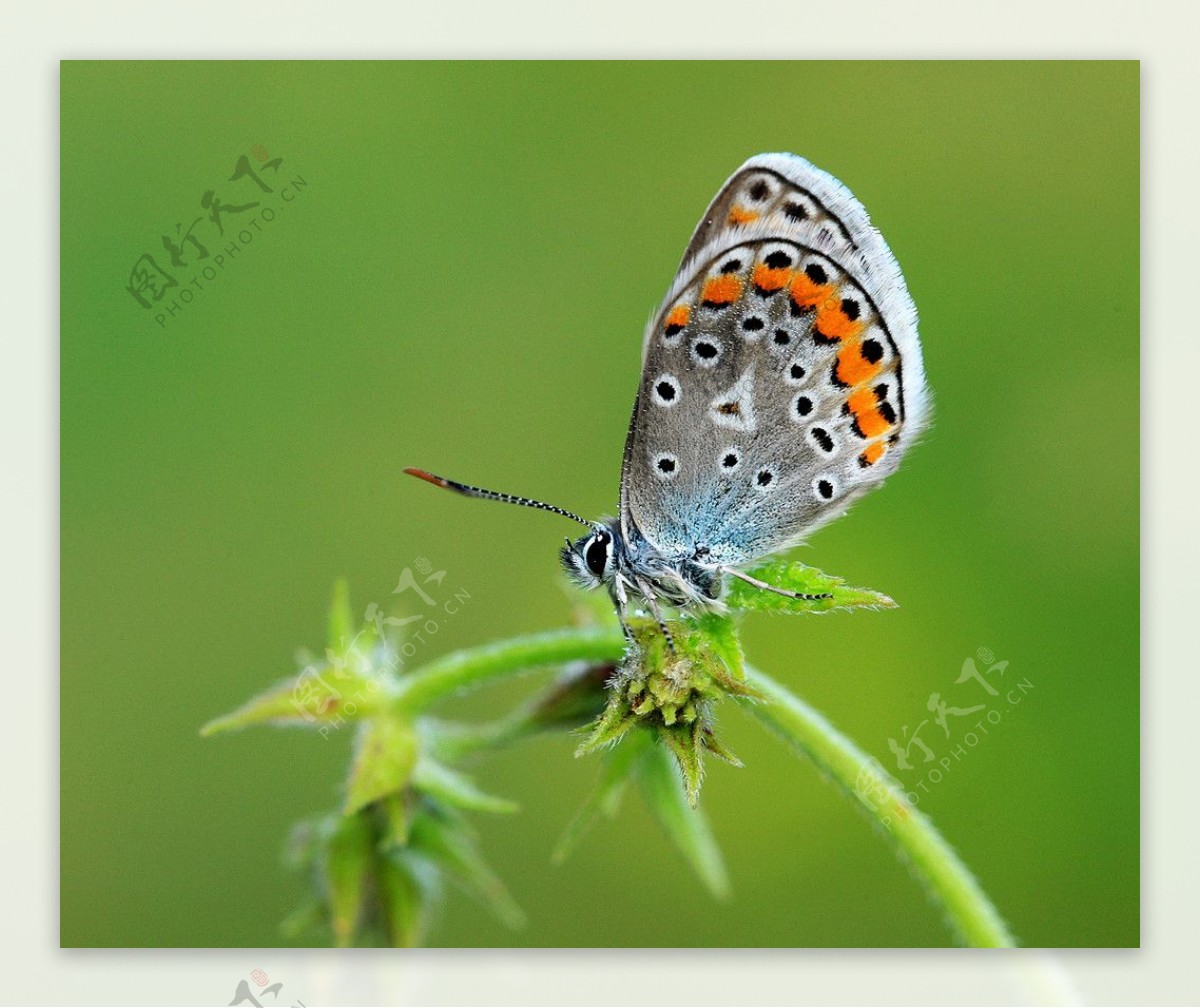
407;153;928;649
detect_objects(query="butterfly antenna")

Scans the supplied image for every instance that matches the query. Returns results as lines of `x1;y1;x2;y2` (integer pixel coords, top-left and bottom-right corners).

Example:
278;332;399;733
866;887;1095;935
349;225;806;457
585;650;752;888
404;468;594;529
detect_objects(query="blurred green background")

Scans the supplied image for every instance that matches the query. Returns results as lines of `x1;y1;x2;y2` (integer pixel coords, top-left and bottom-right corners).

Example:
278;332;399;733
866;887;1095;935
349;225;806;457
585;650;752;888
61;61;1138;948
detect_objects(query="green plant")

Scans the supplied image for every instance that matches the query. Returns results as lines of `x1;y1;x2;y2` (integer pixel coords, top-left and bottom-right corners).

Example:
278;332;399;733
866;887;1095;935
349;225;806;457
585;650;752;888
202;564;1016;948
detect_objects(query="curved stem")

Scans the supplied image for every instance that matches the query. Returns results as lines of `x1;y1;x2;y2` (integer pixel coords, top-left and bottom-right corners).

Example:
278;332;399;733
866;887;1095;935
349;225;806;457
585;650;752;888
388;625;1015;947
744;664;1017;948
391;626;625;715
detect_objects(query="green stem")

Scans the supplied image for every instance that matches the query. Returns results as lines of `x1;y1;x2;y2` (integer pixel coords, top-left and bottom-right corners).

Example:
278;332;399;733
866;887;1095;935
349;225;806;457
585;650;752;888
744;664;1017;948
390;625;1015;947
391;626;625;715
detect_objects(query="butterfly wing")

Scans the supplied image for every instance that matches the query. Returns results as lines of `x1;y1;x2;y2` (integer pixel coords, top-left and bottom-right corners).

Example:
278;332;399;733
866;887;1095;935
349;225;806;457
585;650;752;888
618;152;929;567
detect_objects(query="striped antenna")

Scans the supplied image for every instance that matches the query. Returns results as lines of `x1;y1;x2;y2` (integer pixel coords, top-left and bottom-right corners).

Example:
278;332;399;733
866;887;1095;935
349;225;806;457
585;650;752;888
404;468;594;529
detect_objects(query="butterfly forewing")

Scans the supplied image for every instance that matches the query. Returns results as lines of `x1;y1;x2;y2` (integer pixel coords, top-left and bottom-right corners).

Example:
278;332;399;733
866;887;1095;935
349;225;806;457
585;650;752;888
620;153;928;566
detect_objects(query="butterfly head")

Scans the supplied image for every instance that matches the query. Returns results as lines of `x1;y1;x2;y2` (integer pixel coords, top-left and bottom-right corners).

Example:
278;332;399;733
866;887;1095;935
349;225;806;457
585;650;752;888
561;522;620;589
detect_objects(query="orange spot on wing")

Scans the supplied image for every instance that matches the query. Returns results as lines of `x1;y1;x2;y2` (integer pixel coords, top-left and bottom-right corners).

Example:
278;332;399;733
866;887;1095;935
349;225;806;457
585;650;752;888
856;406;891;439
836;343;884;388
861;441;887;466
752;263;793;292
789;272;837;312
664;304;690;329
848;388;893;442
728;205;759;225
847;388;877;417
816;303;865;341
701;274;744;306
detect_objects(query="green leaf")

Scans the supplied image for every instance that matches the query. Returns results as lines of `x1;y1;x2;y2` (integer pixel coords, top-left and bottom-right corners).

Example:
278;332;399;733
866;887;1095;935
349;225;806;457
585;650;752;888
726;558;897;614
637;739;730;899
687;611;746;681
322;811;374;947
343;715;419;815
410;810;525;930
553;729;650;864
412;756;518;815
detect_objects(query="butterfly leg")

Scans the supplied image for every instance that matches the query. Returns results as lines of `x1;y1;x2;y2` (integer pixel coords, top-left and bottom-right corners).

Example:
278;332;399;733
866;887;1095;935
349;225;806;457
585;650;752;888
720;566;833;601
611;575;636;645
633;575;677;654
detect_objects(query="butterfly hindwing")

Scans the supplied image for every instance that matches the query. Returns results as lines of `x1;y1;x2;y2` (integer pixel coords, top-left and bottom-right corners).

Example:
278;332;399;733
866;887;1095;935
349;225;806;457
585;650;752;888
619;153;928;567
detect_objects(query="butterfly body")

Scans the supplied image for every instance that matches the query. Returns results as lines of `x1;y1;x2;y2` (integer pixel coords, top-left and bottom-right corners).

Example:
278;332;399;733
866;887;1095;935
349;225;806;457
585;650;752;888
409;153;927;641
560;518;723;611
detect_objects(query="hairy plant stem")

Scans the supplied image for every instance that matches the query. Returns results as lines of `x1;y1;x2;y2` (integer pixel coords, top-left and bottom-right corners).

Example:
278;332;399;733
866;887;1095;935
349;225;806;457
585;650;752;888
743;665;1016;948
390;625;1015;947
390;626;622;715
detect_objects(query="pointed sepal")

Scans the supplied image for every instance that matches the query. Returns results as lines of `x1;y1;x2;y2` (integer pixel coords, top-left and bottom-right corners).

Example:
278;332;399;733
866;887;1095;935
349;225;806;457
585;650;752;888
554;729;650;864
637;738;730;898
409;809;526;930
377;850;439;948
412;756;518;815
657;720;706;807
322;811;374;947
200;666;372;736
574;692;640;756
343;715;419;815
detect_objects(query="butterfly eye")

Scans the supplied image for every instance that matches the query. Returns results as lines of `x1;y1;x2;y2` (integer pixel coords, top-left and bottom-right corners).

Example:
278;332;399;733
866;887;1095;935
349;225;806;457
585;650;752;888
585;533;611;578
